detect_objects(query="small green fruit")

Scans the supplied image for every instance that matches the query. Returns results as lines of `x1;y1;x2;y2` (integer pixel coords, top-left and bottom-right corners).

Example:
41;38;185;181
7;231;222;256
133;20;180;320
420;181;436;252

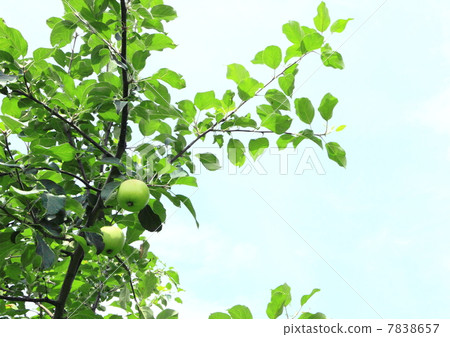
100;226;125;257
117;179;149;212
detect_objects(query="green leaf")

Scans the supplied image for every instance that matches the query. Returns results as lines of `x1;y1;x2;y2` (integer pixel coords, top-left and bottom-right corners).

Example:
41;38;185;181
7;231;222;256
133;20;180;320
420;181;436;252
301;26;324;52
213;134;224;147
325;142;347;167
336;125;346;132
237;78;263;100
119;285;130;311
276;134;294;150
226;63;250;85
196;153;221;171
227;305;253;319
282;21;303;44
50;20;77;47
9;186;40;198
249;138;269;160
251;50;264;65
152;68;186;89
145;33;176;51
0;21;28;57
321;44;344;69
265;89;290;111
330;18;353;33
263;45;282;69
227;139;246;167
0;115;25;133
41;193;66;215
298;129;323;148
318;93;338;121
313;2;331;32
33;47;54;61
278;74;295;97
49;143;77;162
138;205;162;232
172;176;197;187
132;50;150;71
284;44;303;63
299;312;326;319
151;5;177;21
0;73;18;87
273;283;292;305
266;292;286;319
156;309;178;319
35;233;56;270
166;270;180;284
301;288;320;306
176;194;200;228
294;97;315;124
194;91;219;110
209;312;231;319
256;104;292;134
72;235;90;254
266;283;292;319
138;271;158;299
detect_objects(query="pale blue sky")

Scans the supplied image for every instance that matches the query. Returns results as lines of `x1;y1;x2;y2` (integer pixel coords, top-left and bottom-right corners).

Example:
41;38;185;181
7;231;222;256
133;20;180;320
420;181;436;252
2;0;450;319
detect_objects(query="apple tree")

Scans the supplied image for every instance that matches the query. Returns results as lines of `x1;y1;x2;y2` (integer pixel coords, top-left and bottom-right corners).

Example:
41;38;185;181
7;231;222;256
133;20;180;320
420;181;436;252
0;0;350;318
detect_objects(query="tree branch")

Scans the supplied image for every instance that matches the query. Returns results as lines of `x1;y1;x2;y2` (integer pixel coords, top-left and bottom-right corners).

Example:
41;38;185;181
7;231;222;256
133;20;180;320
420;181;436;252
12;90;114;158
53;0;130;319
115;0;129;160
0;295;57;306
53;245;84;318
170;54;309;164
115;256;144;318
32;166;100;192
37;302;54;318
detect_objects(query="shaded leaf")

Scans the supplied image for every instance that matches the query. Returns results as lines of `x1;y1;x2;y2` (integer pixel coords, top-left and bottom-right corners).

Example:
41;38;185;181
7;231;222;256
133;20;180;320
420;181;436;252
227;139;246;167
249;138;269;160
196;152;221;171
41;193;66;215
227;305;253;319
209;312;231;319
35;233;56;270
177;194;199;228
278;74;295;97
318;93;338;121
265;89;290;111
138;205;163;232
325;142;347;167
156;309;178;319
299;312;326;319
294;97;315;124
237;78;263;100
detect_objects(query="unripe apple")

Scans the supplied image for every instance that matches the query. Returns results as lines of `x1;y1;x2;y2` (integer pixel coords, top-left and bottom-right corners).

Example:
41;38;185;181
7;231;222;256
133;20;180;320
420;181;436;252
100;226;125;257
117;179;149;212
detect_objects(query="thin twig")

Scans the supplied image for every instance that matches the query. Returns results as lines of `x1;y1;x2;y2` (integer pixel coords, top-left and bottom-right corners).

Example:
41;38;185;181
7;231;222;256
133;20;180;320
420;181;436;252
0;295;57;306
12;90;114;158
37;302;54;318
170;55;309;164
115;256;144;318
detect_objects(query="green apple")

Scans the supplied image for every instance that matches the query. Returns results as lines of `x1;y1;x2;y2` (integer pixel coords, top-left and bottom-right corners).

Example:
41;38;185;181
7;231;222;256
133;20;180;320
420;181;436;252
117;179;149;212
100;226;125;257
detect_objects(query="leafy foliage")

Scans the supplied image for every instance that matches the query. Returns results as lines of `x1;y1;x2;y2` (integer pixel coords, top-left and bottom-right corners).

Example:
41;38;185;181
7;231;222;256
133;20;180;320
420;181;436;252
209;284;325;319
0;0;351;319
